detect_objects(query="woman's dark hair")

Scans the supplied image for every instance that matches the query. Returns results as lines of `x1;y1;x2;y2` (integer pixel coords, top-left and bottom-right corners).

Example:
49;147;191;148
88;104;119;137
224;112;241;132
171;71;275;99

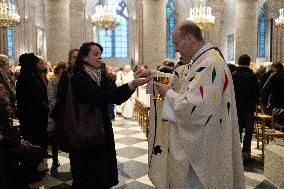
271;62;283;73
19;53;39;74
54;61;67;75
101;62;107;77
73;42;103;72
159;65;174;74
68;49;79;64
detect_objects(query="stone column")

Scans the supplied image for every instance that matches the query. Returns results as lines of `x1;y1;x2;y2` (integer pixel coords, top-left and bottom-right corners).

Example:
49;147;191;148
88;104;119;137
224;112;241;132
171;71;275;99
207;1;224;49
235;0;259;62
70;0;84;49
45;0;70;64
0;29;8;55
142;0;166;69
271;0;284;63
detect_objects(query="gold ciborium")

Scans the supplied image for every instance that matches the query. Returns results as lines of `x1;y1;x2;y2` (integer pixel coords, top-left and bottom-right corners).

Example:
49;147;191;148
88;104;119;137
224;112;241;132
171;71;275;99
153;77;170;100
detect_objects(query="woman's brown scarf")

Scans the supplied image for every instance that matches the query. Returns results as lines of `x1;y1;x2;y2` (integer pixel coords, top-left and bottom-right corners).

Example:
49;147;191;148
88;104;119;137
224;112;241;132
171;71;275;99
83;64;101;86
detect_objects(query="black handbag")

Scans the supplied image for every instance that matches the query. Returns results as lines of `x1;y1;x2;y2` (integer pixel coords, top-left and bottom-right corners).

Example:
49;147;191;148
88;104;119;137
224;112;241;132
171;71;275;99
57;81;105;151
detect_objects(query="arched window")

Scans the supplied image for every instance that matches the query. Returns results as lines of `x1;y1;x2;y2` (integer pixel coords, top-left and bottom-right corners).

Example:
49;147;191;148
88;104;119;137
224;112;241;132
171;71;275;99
7;27;14;60
97;0;128;58
166;0;176;59
7;0;14;60
257;6;266;58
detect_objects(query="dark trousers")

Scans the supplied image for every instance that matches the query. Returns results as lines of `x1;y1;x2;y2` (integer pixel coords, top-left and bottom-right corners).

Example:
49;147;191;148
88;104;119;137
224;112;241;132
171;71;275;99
4;146;44;188
238;112;254;154
20;116;48;153
6;145;44;175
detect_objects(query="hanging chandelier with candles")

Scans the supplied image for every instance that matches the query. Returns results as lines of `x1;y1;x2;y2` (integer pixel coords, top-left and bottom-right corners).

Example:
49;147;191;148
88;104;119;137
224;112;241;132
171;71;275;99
275;8;284;29
91;0;120;30
187;0;215;30
0;0;20;28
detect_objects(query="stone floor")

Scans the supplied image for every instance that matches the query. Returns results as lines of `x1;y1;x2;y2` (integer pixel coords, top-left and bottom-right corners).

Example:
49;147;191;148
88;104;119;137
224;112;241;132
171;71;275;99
30;116;280;189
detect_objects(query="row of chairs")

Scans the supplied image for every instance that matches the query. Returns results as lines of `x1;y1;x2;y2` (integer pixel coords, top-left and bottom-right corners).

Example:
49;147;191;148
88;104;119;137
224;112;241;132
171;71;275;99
254;107;284;161
134;98;150;140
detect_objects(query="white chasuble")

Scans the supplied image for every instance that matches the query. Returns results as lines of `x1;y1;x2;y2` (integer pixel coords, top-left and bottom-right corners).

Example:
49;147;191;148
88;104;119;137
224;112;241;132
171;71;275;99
160;45;245;189
147;72;172;189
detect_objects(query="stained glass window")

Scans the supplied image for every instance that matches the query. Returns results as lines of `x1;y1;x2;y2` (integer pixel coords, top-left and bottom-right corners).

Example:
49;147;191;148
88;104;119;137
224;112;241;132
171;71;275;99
7;27;14;60
166;0;176;59
258;6;266;58
97;0;128;58
7;0;14;60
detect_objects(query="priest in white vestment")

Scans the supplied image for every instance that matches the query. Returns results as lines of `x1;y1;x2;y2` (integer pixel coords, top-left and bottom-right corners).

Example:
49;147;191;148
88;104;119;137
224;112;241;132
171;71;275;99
115;69;124;114
122;65;135;118
135;21;245;189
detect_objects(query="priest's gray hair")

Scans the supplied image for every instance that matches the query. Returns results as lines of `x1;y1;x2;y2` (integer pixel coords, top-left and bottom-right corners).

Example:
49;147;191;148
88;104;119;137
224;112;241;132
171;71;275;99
179;21;204;42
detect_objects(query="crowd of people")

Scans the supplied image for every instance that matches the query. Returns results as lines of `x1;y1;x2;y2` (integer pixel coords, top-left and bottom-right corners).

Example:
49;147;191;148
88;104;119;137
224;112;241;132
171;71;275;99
0;19;283;189
0;42;148;188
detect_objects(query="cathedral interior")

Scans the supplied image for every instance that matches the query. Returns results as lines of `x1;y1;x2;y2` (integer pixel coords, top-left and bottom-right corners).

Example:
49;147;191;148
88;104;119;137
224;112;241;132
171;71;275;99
0;0;284;189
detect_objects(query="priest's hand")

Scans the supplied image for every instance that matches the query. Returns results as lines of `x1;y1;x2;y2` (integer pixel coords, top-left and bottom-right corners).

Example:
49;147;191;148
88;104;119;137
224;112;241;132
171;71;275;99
134;69;151;79
154;82;172;97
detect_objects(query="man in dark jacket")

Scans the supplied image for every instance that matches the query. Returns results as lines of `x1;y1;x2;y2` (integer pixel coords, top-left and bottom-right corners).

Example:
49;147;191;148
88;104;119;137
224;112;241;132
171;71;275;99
232;54;260;162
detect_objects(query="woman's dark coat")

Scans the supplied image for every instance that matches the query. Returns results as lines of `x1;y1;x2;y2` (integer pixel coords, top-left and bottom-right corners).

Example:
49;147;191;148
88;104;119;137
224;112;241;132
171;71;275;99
16;73;49;145
68;70;134;189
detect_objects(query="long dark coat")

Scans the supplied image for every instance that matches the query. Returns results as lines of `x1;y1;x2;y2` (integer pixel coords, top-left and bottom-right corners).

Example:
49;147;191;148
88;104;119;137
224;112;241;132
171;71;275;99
68;70;134;189
232;66;260;113
267;72;284;110
16;73;49;147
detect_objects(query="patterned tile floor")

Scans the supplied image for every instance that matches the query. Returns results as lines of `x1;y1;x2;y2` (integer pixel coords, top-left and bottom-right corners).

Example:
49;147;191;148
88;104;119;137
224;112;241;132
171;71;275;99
30;116;279;189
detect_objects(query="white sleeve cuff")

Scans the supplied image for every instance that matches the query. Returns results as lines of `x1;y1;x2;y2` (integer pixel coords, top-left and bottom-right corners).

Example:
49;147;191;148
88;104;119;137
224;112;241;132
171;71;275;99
161;89;176;123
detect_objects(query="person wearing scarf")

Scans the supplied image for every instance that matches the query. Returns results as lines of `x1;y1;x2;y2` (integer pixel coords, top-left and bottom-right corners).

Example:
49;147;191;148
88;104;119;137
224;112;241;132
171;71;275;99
68;42;148;189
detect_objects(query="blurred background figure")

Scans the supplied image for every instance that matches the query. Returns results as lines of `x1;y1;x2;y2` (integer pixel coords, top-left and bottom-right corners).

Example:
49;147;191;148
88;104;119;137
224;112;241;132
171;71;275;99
262;62;284;114
0;54;16;108
16;53;50;157
47;61;67;170
122;65;134;118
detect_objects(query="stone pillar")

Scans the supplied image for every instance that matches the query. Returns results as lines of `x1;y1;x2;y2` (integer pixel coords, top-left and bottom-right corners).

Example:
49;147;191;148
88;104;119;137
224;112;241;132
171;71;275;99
70;0;84;49
45;0;70;64
271;0;284;63
0;28;8;55
136;0;143;65
235;0;259;62
142;0;166;69
207;1;224;49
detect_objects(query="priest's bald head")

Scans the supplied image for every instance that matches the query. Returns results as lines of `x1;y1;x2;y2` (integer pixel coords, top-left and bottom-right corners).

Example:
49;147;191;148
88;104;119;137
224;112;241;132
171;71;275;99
172;20;205;64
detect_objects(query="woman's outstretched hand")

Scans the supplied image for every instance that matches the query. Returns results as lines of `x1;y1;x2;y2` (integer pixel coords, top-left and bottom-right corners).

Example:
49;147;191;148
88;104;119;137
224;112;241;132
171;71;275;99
134;69;151;79
130;78;150;88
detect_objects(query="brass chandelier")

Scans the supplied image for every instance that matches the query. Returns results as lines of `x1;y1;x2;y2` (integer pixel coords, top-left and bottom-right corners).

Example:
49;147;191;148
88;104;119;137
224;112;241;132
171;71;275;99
187;0;215;30
91;0;120;30
275;8;284;29
0;0;20;28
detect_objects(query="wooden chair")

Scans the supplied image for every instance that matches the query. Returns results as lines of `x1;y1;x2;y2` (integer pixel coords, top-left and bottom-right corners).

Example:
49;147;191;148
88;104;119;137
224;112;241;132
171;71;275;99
134;98;150;140
254;112;284;161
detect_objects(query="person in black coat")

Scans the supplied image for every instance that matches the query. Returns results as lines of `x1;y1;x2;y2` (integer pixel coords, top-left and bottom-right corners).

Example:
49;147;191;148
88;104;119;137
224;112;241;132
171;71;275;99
264;62;284;113
232;54;260;161
68;42;148;189
0;83;45;188
16;53;49;155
